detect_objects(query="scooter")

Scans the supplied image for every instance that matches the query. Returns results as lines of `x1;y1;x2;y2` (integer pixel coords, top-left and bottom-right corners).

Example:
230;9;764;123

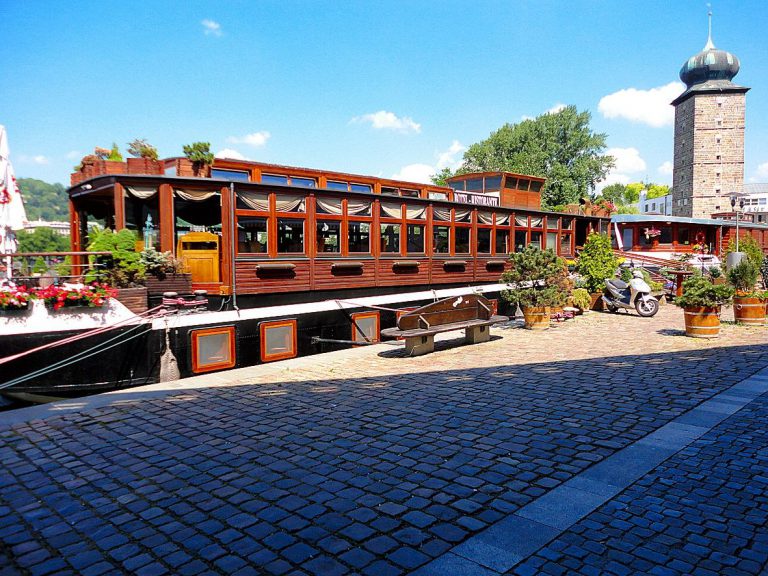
602;269;660;317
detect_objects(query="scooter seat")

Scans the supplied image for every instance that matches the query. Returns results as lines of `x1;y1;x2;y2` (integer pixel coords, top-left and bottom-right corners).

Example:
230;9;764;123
608;278;628;290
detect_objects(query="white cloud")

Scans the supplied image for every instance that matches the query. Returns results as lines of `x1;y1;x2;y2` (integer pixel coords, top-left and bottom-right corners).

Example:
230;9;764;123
202;19;222;36
352;111;421;134
214;148;250;161
391;140;467;184
595;147;646;192
226;131;271;147
658;160;673;175
19;154;49;165
546;103;566;115
391;163;435;183
598;82;684;127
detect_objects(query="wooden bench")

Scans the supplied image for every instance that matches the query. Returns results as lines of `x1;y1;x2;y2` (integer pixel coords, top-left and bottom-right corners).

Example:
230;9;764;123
381;294;509;356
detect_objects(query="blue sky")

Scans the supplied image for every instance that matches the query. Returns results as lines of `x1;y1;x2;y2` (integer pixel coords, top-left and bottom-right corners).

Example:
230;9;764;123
1;0;767;190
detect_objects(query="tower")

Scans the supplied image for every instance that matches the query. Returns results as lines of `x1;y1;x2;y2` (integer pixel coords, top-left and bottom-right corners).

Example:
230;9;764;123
671;12;749;218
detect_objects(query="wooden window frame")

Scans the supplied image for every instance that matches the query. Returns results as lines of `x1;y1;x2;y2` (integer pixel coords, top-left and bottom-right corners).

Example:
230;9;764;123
191;326;236;374
477;226;493;255
260;319;298;363
351;311;380;344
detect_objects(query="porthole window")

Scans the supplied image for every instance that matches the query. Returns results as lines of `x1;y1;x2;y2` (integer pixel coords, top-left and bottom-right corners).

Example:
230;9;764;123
260;320;298;362
351;312;379;344
191;326;236;373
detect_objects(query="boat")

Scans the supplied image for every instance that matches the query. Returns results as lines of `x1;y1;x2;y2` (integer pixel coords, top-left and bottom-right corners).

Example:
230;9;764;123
1;158;610;401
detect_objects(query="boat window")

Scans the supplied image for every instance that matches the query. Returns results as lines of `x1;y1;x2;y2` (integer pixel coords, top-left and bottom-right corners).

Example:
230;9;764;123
530;217;543;228
348;221;371;253
560;233;572;256
262;174;289;185
478;211;494;225
517;179;530;191
381;186;399;196
496;229;510;255
173;191;222;266
315;197;343;215
326;180;348;191
277;219;304;253
561;217;573;230
515;216;528;227
406;224;425;254
191;326;236;373
347;199;372;217
401;189;420;198
405;205;426;220
428;191;448;200
212;168;250;182
125;191;160;251
380;202;402;219
514;230;527;252
238;217;268;253
547;217;559;229
350;183;372;193
484;176;502;191
433;207;451;221
529;231;542;248
450;180;466;191
351;312;379;344
505;176;518;189
455;227;471;254
530;180;543;193
454;209;472;223
291;177;316;188
478;228;491;253
237;190;270;211
659;226;673;244
260;320;297;363
380;224;401;253
546;232;558;251
275;194;306;213
316;221;340;254
466;178;483;192
678;228;690;244
433;226;450;254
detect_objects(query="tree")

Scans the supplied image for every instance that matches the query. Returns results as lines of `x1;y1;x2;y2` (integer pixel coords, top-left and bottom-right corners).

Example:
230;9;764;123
600;183;627;205
459;106;614;208
17;227;70;253
646;184;670;199
624;183;644;204
17;178;69;221
430;167;455;187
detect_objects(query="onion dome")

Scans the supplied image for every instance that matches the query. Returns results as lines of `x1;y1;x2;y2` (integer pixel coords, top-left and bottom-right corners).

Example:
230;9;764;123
679;36;740;88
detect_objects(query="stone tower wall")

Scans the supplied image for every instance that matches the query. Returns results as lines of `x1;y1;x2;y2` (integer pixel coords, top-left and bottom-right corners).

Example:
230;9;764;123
672;92;746;218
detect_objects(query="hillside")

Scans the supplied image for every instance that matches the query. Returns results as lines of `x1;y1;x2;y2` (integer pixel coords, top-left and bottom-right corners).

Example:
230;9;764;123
17;178;69;221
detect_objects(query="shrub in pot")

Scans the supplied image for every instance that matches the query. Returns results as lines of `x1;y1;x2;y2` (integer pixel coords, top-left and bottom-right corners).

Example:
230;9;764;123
501;246;568;330
85;229;148;314
571;288;592;313
182;141;214;177
675;272;734;338
577;232;618;309
726;259;765;325
140;249;191;295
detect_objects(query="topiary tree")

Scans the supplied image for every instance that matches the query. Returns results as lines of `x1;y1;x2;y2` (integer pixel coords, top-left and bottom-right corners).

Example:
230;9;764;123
85;228;145;287
183;142;214;167
675;272;734;308
727;259;759;295
127;138;159;160
107;143;123;162
577;232;618;293
501;246;568;308
726;234;763;271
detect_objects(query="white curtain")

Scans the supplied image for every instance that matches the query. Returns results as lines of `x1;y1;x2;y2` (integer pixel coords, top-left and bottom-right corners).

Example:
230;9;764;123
454;208;472;222
496;214;510;225
380;202;402;219
433;207;451;221
124;185;158;199
405;205;426;220
275;194;305;212
515;216;528;227
347;199;371;216
237;190;270;211
175;189;219;202
530;217;543;228
478;211;494;224
316;197;342;215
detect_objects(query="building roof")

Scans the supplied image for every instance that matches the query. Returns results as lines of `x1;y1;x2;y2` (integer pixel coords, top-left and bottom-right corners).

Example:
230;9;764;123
744;183;768;195
612;213;768;230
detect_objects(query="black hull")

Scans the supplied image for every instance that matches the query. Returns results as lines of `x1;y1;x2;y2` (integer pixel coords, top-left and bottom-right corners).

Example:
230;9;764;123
1;285;514;400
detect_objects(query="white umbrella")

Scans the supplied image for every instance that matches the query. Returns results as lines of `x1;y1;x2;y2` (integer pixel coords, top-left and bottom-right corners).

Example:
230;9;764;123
0;125;28;280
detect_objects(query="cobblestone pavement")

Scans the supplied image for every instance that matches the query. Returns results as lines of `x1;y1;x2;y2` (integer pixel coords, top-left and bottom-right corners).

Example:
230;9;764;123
1;305;767;575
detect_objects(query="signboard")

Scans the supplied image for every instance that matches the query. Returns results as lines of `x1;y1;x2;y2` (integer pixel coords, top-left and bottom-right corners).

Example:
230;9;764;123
454;191;500;208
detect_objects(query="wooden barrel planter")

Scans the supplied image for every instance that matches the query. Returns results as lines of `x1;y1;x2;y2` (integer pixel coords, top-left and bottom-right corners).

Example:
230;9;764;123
683;306;721;338
733;296;766;326
522;306;550;330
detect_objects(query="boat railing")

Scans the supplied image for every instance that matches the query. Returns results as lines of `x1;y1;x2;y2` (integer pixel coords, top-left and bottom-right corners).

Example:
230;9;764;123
2;251;113;287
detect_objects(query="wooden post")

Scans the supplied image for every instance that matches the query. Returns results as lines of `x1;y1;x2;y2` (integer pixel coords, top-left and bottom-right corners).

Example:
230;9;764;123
159;183;174;253
113;183;125;229
220;185;233;293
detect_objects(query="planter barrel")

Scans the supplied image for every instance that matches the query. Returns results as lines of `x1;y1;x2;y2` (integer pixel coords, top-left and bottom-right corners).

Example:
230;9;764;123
683;306;721;338
522;306;550;330
733;296;765;326
145;273;192;296
116;287;148;315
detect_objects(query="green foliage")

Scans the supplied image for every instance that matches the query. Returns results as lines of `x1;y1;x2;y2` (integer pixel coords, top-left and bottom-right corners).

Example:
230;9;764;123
55;256;72;278
577;232;618;293
17;178;69;221
17;227;70;253
726;259;759;294
599;183;627;205
571;288;591;310
646;184;670;199
107;143;123;162
32;256;48;274
615;204;639;214
675;272;734;308
726;234;763;271
459;106;613;209
127;138;159;160
139;249;187;280
85;228;145;287
500;246;568;307
183;142;214;166
430;167;455;187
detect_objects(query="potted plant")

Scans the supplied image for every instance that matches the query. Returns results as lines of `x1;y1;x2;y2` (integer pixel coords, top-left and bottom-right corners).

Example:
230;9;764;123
126;139;163;174
726;259;764;325
85;228;148;314
501;246;568;330
182;142;214;177
35;283;116;311
0;285;34;314
570;287;592;314
577;232;618;310
140;248;192;295
675;272;734;338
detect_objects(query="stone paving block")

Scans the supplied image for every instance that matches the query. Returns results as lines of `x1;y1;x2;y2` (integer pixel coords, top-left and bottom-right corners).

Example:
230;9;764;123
516;486;611;530
412;552;500;576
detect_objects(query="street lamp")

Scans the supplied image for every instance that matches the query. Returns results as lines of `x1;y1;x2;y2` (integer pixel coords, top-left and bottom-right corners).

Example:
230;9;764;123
730;194;745;252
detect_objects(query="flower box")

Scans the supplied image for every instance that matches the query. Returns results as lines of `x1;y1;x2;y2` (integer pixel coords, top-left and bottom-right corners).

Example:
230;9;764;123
144;273;192;296
127;158;164;175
